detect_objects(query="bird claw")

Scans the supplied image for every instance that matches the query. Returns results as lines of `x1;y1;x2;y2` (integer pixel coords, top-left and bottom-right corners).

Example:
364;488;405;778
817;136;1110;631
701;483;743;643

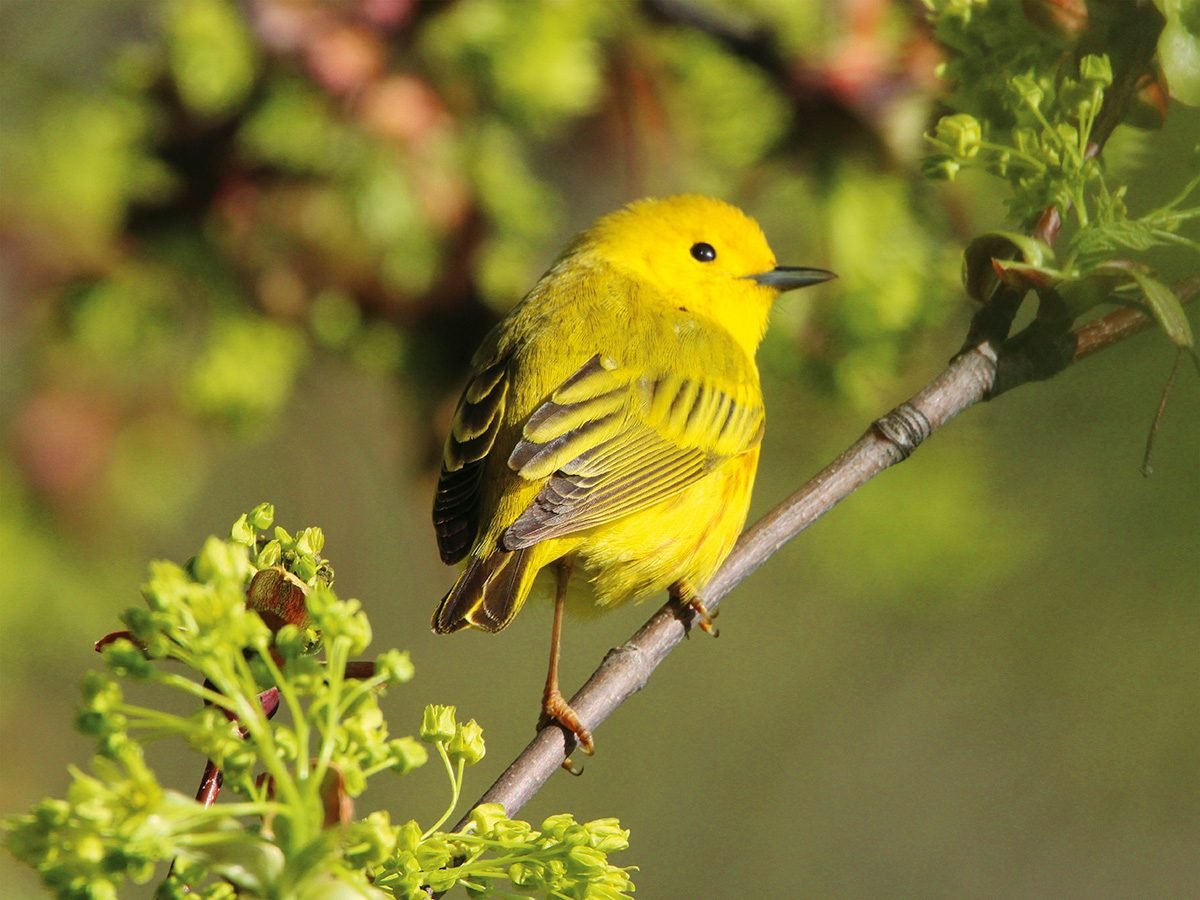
541;688;595;758
682;596;720;638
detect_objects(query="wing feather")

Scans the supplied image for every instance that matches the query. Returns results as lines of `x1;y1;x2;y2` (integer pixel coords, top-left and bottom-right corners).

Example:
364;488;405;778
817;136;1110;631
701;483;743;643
433;357;509;564
501;353;762;550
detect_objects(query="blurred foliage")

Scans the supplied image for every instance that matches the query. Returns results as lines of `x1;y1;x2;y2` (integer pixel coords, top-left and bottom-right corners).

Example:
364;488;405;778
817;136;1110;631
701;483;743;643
0;0;956;678
1;0;1198;896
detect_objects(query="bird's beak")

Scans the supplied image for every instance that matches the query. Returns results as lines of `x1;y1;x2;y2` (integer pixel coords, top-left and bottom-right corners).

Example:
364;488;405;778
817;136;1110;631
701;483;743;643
747;266;837;292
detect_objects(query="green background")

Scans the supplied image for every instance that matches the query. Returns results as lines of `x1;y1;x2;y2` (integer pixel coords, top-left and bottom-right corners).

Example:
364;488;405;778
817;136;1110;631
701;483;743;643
2;1;1198;896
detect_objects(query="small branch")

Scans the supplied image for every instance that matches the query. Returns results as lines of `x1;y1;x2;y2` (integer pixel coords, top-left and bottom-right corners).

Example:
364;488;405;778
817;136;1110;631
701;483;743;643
458;277;1198;827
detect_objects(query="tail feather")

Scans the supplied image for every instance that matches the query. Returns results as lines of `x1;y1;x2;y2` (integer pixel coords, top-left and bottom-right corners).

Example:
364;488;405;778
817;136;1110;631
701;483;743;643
432;549;535;634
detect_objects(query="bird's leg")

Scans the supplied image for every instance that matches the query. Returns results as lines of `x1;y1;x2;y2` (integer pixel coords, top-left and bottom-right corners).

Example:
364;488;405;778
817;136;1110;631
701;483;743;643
670;580;719;638
540;558;595;759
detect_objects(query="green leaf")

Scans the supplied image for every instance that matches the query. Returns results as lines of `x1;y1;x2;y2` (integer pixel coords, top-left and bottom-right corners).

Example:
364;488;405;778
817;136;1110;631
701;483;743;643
1094;262;1197;352
962;232;1055;302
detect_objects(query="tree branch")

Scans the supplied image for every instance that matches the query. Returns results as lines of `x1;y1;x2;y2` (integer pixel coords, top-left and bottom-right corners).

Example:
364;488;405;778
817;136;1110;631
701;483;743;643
457;274;1199;827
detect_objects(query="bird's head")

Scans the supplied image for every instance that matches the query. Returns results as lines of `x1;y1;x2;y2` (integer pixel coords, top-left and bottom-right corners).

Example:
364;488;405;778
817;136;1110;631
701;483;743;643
576;194;834;353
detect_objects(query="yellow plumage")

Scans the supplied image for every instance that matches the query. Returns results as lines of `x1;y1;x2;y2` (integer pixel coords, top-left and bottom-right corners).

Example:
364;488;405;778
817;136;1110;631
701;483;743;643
432;194;833;752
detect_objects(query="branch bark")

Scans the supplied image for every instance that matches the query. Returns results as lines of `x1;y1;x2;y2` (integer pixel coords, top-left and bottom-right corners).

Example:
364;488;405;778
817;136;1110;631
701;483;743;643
457;273;1199;827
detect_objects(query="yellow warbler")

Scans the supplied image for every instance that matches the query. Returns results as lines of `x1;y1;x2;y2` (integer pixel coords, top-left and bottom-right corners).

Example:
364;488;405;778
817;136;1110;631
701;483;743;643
432;195;834;754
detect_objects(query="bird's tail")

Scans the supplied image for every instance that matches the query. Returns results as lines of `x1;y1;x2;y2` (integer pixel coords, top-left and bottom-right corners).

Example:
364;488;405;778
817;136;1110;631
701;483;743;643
432;548;536;634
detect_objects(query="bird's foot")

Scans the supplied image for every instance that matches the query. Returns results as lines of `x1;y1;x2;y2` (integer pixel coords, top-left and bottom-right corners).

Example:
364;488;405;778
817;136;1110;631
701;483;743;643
540;687;594;768
682;595;720;637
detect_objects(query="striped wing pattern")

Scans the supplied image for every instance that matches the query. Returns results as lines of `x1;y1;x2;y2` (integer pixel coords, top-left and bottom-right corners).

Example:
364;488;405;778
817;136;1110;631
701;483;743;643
433;358;509;564
501;353;763;550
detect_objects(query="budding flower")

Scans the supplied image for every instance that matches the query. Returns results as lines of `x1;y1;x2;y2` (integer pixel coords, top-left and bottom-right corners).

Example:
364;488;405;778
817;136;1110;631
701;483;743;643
1079;54;1112;88
419;704;457;743
447;719;486;766
1010;73;1045;110
936;113;983;159
468;802;510;838
247;502;275;530
585;818;631;853
389;737;428;774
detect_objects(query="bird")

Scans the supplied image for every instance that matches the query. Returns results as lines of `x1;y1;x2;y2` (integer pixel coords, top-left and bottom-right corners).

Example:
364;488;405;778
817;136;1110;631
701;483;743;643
431;194;834;757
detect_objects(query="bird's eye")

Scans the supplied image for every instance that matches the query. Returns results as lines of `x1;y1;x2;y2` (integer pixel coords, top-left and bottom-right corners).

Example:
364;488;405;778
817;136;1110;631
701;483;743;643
690;242;717;263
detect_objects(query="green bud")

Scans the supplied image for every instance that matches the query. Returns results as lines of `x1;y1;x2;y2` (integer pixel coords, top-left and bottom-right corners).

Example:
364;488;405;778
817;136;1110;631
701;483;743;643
1010;72;1044;109
491;818;533;843
255;539;282;568
101;639;153;679
395;819;423;852
80;672;123;713
588;874;636;898
566;843;608;874
540;813;576;840
1080;54;1112;87
1013;126;1037;154
935;113;982;158
97;731;134;758
415;834;452;872
296;527;324;556
420;704;457;743
248;502;275;530
1056;122;1080;150
586;818;630;853
447;719;486;766
376;649;415;685
231;513;255;546
507;861;544;887
344;811;396;868
388;737;428;774
193;535;252;584
468;802;509;838
294;555;318;582
77;709;118;737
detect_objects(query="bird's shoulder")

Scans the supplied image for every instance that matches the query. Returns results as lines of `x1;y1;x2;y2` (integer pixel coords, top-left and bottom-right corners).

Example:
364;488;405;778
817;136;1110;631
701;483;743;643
500;259;758;397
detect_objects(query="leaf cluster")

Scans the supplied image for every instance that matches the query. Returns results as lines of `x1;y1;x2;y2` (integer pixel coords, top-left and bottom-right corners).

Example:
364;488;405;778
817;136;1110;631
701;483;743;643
4;506;634;898
923;0;1199;364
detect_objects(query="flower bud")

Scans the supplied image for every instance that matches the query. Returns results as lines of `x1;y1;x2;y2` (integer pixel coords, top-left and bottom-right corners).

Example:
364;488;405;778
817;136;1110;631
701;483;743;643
468;802;509;838
586;818;630;853
447;719;485;766
1079;54;1112;88
1010;73;1045;110
389;736;428;773
419;704;457;743
935;113;982;158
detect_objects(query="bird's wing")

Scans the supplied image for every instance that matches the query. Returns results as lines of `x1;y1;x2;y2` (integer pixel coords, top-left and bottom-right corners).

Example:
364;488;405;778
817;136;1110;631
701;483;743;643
433;354;509;564
501;353;763;550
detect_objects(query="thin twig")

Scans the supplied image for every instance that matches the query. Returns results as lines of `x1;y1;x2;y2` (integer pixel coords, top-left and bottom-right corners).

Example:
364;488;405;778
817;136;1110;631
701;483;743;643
457;277;1198;827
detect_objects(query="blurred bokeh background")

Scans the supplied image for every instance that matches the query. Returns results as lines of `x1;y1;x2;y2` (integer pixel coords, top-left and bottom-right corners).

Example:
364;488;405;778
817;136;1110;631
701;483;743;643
1;1;1197;896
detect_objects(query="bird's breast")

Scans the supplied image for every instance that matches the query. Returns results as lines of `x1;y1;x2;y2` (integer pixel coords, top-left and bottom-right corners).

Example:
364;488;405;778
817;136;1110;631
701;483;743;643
569;447;761;609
